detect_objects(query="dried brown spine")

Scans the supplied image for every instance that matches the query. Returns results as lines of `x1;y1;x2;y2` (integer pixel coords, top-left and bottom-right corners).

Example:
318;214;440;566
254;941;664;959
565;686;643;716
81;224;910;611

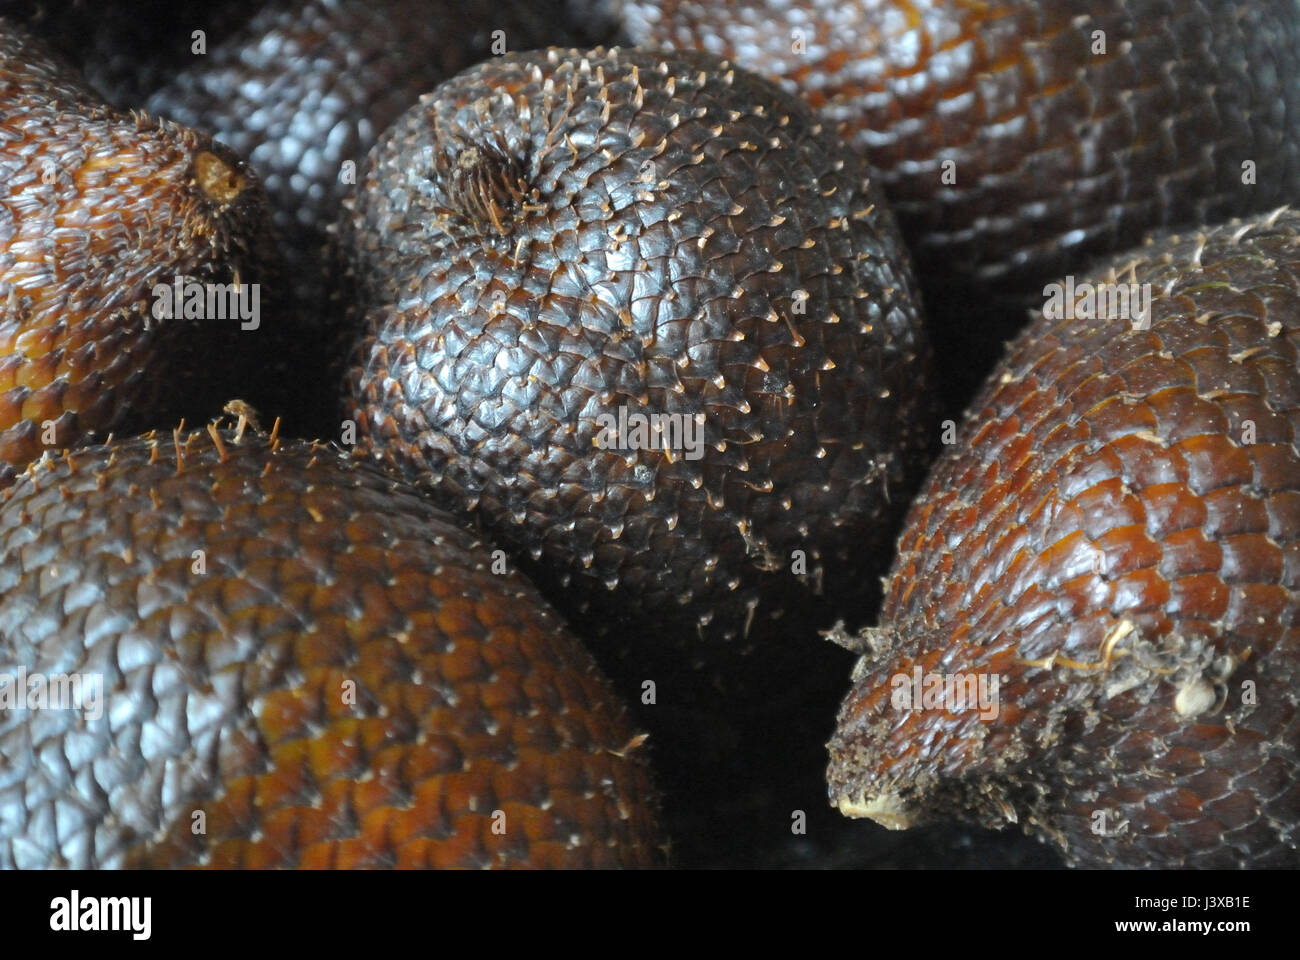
442;143;532;235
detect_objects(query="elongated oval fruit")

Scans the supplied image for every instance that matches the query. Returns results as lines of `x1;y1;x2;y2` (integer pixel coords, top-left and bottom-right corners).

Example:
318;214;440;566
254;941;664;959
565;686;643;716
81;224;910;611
0;422;663;868
341;47;933;672
828;207;1300;868
0;20;282;484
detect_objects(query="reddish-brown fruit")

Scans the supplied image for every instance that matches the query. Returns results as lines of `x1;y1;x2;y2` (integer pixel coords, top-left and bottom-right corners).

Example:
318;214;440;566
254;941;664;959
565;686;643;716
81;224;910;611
0;423;663;868
828;207;1300;868
0;20;282;484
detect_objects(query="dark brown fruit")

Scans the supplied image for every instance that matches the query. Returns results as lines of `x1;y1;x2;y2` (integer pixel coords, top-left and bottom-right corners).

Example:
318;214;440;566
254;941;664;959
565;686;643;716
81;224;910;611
341;46;933;670
828;207;1300;868
612;0;1300;411
0;20;283;484
0;421;663;868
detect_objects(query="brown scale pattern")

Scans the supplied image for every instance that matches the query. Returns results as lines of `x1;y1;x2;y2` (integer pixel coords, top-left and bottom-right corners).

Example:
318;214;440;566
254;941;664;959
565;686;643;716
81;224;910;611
0;426;662;869
828;207;1300;868
0;20;282;484
615;0;1300;293
342;47;932;669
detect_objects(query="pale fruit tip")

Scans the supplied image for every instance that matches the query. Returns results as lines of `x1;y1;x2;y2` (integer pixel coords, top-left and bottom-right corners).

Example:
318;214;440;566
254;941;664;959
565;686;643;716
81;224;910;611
836;791;915;830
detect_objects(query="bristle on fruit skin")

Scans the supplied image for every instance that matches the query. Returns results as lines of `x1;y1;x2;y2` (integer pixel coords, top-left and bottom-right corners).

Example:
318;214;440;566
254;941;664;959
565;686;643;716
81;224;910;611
0;18;284;485
0;418;664;869
340;46;934;680
828;207;1300;869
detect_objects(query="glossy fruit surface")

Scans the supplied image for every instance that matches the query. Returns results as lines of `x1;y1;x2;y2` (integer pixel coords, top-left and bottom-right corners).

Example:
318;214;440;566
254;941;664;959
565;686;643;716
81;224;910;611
613;0;1300;290
612;0;1300;415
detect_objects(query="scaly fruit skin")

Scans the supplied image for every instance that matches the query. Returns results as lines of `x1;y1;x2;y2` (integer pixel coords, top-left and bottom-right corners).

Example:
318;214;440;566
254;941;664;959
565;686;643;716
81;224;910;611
0;426;662;869
342;47;933;668
613;0;1300;292
0;20;282;484
828;207;1300;868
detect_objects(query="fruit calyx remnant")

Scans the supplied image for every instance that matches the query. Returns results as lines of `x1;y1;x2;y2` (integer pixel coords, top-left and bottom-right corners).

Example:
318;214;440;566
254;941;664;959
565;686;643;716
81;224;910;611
194;149;246;204
835;790;916;830
446;142;530;234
